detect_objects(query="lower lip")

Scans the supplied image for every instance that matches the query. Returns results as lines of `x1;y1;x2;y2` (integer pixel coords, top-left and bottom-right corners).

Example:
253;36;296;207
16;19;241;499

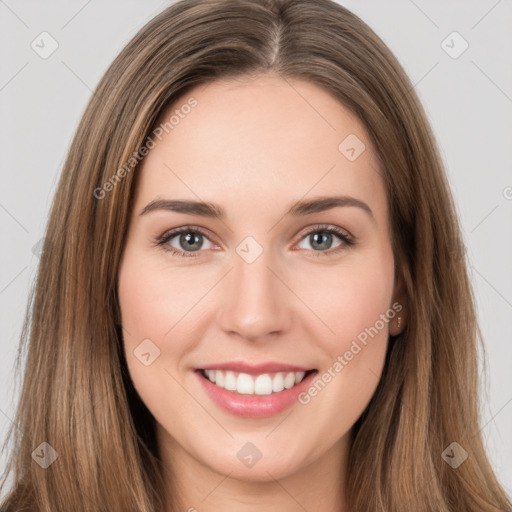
194;369;317;418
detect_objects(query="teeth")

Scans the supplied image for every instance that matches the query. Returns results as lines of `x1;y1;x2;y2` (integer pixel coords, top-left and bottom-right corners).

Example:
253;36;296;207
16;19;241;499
215;370;224;387
202;369;309;395
237;373;255;394
254;374;272;395
272;372;284;392
284;372;296;389
224;371;237;391
295;371;306;384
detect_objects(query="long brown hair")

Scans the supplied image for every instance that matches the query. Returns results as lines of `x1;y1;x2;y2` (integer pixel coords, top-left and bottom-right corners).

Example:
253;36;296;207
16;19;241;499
1;0;510;510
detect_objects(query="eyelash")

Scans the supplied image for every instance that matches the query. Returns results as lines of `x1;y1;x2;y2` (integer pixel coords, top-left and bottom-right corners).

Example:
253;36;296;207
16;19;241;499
155;224;355;259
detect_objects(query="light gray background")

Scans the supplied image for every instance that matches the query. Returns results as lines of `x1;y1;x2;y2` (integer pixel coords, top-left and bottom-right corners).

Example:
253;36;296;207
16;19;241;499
1;0;511;497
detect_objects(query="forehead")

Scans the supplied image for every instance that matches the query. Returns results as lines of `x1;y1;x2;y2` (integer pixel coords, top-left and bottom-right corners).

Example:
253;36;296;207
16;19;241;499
136;75;387;223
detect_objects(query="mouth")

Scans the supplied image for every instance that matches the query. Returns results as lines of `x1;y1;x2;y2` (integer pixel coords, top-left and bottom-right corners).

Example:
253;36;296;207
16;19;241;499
196;368;317;396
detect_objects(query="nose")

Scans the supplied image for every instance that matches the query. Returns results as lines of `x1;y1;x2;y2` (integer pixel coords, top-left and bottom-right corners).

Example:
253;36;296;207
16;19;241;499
216;246;293;343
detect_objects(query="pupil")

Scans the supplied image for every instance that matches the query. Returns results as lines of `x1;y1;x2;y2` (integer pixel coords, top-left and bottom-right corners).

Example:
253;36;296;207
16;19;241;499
311;232;331;250
181;232;202;251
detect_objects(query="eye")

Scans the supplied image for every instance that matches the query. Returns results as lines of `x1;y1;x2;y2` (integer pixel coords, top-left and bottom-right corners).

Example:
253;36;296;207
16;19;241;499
295;224;354;256
156;227;216;258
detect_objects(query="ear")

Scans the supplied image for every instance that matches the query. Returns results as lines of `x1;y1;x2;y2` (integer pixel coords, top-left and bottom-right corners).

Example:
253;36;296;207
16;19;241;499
389;266;407;336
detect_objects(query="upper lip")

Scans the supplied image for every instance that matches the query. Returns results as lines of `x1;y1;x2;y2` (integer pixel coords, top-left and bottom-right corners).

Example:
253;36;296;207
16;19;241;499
197;361;315;375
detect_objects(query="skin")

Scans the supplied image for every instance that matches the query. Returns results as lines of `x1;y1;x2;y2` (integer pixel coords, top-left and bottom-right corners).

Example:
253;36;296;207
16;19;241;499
118;73;406;512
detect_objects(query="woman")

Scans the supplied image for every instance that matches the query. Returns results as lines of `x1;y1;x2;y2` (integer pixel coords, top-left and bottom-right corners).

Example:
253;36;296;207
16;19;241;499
1;0;511;510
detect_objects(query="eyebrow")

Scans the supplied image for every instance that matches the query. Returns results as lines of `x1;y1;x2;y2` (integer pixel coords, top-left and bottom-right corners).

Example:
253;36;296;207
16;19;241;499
139;195;374;222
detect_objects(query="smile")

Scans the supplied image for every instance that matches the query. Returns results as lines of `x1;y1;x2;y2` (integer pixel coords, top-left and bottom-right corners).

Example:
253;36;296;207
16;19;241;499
199;369;314;395
194;361;318;418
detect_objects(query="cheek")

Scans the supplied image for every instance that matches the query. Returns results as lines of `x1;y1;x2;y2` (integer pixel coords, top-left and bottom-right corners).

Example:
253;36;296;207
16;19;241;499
337;264;393;347
118;250;206;344
294;251;394;429
117;252;200;383
297;252;395;355
117;252;209;422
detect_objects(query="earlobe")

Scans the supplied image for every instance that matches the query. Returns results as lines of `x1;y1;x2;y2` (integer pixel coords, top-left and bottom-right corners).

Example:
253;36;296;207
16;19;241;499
387;303;406;336
393;309;405;335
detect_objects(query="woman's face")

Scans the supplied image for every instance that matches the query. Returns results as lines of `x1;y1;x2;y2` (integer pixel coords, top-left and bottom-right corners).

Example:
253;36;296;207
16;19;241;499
118;74;403;483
